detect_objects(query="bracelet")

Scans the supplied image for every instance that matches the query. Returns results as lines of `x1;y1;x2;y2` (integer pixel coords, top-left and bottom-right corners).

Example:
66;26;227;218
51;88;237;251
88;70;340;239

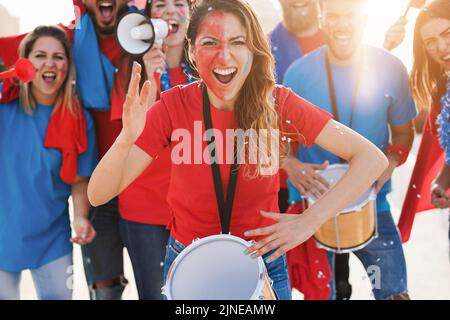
385;144;409;166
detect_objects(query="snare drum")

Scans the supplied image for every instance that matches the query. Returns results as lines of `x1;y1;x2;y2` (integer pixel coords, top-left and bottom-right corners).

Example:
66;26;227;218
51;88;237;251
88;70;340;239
162;234;277;300
308;164;378;253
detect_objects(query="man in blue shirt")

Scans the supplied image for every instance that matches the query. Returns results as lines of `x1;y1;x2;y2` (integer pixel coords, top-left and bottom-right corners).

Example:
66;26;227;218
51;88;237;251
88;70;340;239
284;0;416;300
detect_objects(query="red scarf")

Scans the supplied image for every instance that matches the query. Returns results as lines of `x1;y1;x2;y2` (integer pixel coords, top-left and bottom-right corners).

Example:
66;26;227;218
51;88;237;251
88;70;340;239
285;202;332;300
1;88;87;184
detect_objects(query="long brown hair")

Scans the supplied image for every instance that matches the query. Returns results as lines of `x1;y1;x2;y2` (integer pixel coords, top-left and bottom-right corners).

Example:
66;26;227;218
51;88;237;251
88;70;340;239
187;0;283;177
18;25;77;115
410;0;450;113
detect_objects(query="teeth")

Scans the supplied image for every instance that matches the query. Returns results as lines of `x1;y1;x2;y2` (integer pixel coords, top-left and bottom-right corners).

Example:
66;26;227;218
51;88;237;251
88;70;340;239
43;72;56;77
214;67;237;76
99;3;113;8
335;35;351;40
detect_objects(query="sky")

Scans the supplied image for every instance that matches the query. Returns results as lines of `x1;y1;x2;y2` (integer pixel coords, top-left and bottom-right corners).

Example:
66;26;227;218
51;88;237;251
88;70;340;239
0;0;424;69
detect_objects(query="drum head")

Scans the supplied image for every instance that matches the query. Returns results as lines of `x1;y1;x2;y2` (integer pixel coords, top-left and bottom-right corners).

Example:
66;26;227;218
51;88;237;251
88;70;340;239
308;164;376;213
165;235;264;300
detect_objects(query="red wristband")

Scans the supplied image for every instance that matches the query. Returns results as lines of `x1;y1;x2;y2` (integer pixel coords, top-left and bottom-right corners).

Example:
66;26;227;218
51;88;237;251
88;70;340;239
385;144;409;166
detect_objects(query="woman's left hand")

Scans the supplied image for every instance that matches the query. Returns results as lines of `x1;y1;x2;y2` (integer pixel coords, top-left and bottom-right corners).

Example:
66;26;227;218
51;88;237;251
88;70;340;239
244;211;321;263
71;216;96;245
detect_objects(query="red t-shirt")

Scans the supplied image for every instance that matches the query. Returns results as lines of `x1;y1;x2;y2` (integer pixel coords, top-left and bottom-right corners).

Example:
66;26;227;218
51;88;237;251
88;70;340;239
297;32;325;55
89;36;124;159
135;82;331;246
119;68;188;225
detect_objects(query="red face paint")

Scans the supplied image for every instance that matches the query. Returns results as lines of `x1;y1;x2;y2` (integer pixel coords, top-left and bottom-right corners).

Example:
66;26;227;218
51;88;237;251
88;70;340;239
193;12;253;106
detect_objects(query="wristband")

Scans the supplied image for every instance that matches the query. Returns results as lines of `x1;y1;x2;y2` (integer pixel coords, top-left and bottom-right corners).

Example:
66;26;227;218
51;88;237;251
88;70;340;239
385;144;409;166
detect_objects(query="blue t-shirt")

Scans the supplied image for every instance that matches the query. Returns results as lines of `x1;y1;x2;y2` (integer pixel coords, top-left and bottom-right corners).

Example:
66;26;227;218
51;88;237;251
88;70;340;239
0;100;98;272
283;45;417;212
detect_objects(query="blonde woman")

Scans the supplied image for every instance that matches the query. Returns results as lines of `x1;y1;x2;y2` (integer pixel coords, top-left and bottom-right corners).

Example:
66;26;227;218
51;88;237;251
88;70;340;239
0;26;97;300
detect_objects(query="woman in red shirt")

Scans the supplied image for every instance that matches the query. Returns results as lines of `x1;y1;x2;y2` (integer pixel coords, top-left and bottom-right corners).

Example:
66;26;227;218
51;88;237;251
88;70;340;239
88;0;388;300
117;0;193;300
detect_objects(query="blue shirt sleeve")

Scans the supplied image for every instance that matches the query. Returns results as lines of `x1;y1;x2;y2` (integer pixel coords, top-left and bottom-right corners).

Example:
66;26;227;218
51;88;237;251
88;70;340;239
387;61;417;126
77;109;98;177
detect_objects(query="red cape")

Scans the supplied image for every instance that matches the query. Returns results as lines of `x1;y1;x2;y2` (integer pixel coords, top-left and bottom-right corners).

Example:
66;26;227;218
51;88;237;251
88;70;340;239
398;110;445;242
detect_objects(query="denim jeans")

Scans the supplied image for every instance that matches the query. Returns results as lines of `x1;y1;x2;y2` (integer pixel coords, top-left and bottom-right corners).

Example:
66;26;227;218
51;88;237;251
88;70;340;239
163;236;292;300
119;218;170;300
0;254;73;300
328;211;408;300
81;198;126;300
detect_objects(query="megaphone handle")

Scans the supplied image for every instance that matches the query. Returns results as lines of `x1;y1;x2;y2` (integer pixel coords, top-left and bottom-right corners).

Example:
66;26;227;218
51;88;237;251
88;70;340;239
0;68;16;80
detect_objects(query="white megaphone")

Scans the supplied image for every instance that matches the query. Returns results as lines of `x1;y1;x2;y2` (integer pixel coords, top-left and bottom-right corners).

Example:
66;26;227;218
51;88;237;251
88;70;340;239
116;11;170;56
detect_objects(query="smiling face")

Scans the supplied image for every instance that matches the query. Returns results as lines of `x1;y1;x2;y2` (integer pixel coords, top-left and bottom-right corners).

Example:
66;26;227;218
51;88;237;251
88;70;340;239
28;36;68;105
320;0;367;62
84;0;128;36
279;0;319;35
150;0;190;47
421;18;450;72
190;12;253;106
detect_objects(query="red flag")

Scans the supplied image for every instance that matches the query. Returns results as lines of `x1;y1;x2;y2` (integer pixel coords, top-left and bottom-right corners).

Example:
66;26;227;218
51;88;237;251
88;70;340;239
398;110;445;243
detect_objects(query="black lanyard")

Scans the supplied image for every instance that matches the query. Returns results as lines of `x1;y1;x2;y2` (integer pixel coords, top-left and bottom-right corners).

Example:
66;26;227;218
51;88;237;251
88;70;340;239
325;49;363;163
202;85;239;235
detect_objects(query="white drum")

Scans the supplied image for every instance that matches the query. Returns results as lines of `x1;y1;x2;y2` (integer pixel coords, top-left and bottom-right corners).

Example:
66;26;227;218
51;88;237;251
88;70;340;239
162;234;277;300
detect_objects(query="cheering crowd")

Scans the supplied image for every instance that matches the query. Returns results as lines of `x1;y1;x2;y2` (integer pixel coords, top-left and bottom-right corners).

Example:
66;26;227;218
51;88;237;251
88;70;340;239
0;0;449;300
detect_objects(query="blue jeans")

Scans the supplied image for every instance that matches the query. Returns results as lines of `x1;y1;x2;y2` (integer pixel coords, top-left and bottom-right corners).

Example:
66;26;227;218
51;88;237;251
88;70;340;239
163;237;292;300
119;218;170;300
328;211;408;300
81;198;126;300
0;254;73;300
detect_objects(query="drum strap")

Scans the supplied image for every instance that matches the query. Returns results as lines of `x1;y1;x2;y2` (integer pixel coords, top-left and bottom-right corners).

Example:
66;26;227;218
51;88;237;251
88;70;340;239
324;48;363;163
202;85;239;235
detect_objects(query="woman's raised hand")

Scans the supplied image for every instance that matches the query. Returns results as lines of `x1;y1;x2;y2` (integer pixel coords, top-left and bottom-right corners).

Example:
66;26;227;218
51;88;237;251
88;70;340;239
119;62;155;145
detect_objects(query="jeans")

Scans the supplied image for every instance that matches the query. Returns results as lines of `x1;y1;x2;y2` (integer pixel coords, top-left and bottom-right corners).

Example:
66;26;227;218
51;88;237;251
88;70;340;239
163;237;292;300
119;218;170;300
0;254;73;300
328;211;408;300
81;198;126;300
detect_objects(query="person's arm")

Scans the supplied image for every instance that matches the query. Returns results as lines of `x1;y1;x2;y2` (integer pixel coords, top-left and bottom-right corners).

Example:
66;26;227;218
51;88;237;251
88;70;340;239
87;63;155;206
375;121;415;193
431;164;450;209
245;119;388;262
383;16;408;51
71;176;96;245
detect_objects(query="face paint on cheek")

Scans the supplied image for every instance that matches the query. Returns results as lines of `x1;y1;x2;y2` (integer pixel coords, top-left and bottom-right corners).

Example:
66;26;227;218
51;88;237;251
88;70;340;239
243;51;253;75
180;15;189;25
195;46;226;99
194;12;229;100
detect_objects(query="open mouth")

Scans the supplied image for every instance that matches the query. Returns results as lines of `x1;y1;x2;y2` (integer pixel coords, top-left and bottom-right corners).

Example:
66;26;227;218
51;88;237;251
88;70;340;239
167;19;180;34
97;1;115;23
333;32;352;46
42;71;57;85
293;1;308;9
213;67;238;85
